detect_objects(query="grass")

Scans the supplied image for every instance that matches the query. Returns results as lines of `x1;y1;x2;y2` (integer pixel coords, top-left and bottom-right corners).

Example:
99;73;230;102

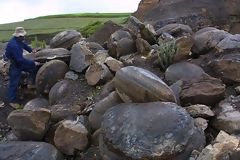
0;13;131;42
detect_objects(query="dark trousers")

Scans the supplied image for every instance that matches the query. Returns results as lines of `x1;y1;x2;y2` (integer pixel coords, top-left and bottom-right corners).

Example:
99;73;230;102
7;64;37;103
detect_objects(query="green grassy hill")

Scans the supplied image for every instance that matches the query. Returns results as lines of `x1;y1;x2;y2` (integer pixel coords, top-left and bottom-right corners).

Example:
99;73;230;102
0;13;131;42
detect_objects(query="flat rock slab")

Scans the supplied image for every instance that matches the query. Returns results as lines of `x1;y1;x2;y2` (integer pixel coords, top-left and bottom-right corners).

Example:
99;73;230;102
180;74;225;106
0;141;63;160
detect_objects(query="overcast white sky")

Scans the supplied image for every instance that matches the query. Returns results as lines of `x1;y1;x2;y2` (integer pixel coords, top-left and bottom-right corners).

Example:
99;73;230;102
0;0;141;24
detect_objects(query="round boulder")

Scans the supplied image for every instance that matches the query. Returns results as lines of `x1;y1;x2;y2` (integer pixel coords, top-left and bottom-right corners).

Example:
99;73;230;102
50;30;82;49
165;62;205;85
100;102;205;159
24;98;49;110
107;30;136;58
192;28;230;54
49;80;74;105
36;60;68;94
114;66;177;103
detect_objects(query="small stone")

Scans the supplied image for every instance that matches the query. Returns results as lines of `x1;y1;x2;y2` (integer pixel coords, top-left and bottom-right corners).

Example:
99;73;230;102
65;71;79;80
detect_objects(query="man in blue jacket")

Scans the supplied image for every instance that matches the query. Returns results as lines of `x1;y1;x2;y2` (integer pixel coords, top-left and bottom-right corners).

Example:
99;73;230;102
5;27;40;108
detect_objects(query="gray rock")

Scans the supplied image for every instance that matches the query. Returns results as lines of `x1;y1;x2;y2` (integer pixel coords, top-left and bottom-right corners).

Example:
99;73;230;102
89;91;122;131
209;53;240;84
50;30;81;49
0;141;63;160
216;34;240;52
65;71;78;80
54;120;89;155
156;23;193;37
36;60;68;94
185;104;215;119
197;131;240;160
49;79;74;105
165;62;205;85
192;28;230;54
108;30;136;58
115;38;136;58
69;42;94;73
7;108;51;140
212;95;240;134
126;16;145;37
24;98;49;110
194;118;208;131
114;66;177;103
100;102;205;159
86;41;105;54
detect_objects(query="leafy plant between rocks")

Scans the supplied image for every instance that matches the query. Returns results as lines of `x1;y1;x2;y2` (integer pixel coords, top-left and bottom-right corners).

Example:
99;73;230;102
156;40;178;71
31;36;46;49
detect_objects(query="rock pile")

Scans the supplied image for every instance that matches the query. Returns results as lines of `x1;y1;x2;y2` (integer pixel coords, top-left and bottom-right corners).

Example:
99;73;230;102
1;14;240;160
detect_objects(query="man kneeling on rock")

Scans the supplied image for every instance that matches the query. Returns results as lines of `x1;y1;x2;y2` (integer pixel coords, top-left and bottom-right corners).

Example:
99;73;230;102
5;27;40;108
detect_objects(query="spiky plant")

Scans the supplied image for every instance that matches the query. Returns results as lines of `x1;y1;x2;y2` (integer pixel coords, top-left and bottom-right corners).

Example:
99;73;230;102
156;40;178;71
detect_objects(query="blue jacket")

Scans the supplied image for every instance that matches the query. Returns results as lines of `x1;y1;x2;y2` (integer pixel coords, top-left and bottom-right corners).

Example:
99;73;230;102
5;37;35;68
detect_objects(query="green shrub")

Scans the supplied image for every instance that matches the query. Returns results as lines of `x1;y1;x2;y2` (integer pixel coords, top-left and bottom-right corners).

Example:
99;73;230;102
80;21;103;38
31;36;46;49
156;40;178;71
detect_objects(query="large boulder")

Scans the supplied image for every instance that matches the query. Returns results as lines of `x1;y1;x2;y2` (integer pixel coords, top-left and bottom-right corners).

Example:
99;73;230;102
50;30;81;49
165;62;205;85
49;80;75;105
89;91;122;131
192;27;230;54
100;102;205;159
0;141;63;160
107;30;136;58
36;60;68;94
54;120;89;155
87;20;123;46
7;108;51;141
114;66;177;103
134;0;240;31
69;42;94;73
24;98;49;110
208;53;240;84
212;95;240;134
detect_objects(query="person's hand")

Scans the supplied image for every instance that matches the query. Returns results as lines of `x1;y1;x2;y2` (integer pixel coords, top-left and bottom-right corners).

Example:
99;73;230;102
34;61;40;66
